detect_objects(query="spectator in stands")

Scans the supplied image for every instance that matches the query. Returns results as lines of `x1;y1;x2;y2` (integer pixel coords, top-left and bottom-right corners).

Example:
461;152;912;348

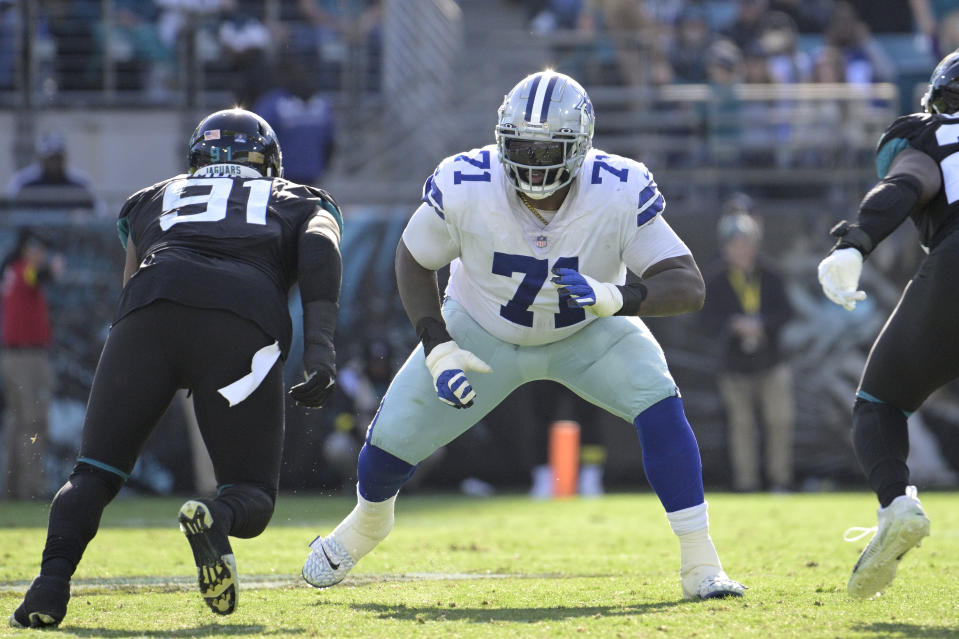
0;229;65;501
909;0;959;59
823;1;897;85
345;0;382;91
217;2;273;105
742;42;775;83
528;0;584;34
93;0;175;97
295;0;382;91
575;1;669;87
253;58;336;186
669;5;717;83
700;201;796;493
721;0;769;54
530;1;595;84
812;44;848;83
793;45;847;167
704;39;746;166
757;11;811;83
155;0;232;49
45;0;100;92
768;0;834;34
6;133;100;215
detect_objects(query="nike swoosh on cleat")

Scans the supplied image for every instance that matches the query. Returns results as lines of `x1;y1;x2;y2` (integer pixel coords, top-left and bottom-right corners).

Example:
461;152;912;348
321;544;340;570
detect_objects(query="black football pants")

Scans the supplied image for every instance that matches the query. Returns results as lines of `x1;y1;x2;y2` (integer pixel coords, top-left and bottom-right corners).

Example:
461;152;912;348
79;300;285;490
854;230;959;505
859;230;959;410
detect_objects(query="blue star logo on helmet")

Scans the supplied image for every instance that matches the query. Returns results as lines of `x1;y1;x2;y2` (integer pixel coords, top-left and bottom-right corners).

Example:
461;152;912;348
575;95;594;117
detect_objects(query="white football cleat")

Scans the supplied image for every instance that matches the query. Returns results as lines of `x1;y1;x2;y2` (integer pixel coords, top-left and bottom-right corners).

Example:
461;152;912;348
682;567;747;600
845;485;930;598
302;536;356;588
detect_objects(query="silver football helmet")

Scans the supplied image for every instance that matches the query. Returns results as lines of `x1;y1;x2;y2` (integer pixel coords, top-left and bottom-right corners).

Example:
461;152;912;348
495;70;595;199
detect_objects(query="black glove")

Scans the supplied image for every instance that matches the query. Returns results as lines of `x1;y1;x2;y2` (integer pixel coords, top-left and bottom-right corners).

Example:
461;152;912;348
289;370;335;408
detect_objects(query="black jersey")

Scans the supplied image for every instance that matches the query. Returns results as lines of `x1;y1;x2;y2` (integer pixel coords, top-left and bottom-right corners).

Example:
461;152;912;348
116;171;342;356
877;112;959;249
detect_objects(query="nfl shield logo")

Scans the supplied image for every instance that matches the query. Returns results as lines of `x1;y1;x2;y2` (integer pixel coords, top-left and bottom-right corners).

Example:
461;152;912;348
235;133;247;143
536;235;548;248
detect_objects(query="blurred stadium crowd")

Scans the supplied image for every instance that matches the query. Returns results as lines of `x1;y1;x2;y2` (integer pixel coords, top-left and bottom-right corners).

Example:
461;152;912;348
1;0;959;500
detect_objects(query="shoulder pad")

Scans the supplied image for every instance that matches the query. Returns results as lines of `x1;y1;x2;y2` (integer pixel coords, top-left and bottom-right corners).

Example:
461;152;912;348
275;179;344;233
422;146;496;220
582;152;664;227
117;180;166;248
877;113;930;152
119;178;170;221
876;114;930;178
301;184;343;233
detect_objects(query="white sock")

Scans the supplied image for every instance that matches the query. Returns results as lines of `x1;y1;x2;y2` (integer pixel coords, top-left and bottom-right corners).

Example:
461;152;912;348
328;485;396;560
666;502;722;575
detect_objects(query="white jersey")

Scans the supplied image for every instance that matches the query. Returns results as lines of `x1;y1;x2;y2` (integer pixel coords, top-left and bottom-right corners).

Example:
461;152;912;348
402;145;691;346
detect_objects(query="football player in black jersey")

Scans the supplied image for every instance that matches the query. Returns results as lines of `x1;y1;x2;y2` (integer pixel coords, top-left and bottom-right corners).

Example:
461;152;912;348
815;51;959;598
10;108;343;627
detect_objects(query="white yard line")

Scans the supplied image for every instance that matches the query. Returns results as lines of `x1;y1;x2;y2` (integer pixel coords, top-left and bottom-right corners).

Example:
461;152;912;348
0;572;521;594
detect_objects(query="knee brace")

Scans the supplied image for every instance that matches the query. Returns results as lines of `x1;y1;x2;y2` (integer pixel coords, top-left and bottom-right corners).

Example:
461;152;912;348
215;483;276;539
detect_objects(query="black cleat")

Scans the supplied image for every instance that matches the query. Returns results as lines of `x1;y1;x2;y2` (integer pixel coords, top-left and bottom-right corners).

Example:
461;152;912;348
178;500;237;615
9;575;70;628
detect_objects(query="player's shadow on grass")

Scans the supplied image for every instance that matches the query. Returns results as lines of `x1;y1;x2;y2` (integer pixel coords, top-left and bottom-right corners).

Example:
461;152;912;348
346;600;688;624
853;622;958;638
64;624;301;637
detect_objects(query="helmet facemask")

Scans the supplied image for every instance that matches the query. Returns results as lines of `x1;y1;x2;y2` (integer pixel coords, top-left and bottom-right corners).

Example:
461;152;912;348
499;135;580;199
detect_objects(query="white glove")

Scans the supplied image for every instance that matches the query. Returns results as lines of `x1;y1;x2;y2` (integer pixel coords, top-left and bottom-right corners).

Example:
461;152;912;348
550;267;624;317
818;247;867;311
424;341;492;408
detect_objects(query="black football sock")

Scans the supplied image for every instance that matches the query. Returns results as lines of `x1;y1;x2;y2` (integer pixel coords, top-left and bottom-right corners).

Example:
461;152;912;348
40;464;123;580
852;398;910;508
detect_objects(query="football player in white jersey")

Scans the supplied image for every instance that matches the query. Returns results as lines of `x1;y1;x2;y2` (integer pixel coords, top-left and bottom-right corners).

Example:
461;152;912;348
302;70;746;600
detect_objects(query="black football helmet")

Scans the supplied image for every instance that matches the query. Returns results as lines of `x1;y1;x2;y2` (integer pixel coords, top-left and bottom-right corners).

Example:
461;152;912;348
921;49;959;114
188;108;283;177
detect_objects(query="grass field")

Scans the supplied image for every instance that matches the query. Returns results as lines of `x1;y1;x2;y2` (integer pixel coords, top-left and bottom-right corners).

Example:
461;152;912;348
1;491;957;638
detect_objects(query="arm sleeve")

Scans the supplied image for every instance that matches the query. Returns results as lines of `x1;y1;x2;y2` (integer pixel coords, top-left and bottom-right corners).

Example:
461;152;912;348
834;148;937;255
401;202;460;270
621;215;692;278
297;205;343;376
